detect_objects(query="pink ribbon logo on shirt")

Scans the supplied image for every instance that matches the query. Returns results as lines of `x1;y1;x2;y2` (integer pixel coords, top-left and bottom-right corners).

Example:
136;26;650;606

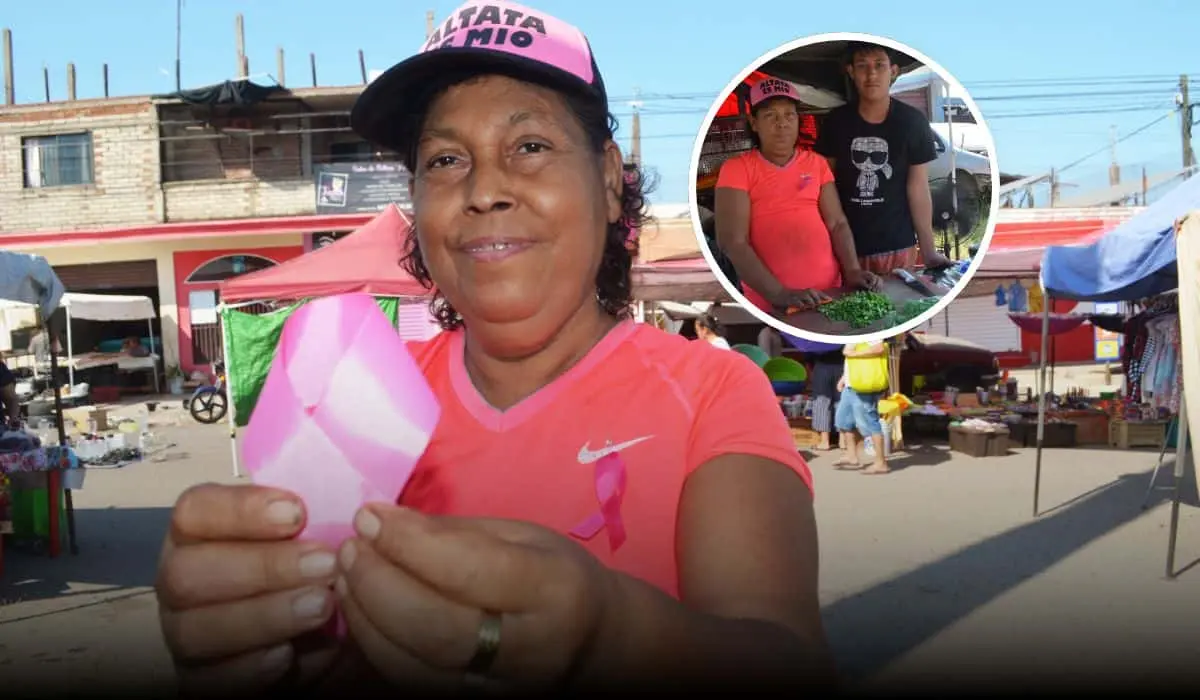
569;453;628;552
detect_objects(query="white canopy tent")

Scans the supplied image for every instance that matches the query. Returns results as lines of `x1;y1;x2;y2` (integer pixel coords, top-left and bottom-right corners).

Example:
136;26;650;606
1;292;160;391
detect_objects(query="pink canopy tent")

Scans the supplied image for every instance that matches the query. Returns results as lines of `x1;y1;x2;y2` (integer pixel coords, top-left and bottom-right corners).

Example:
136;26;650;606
220;204;430;302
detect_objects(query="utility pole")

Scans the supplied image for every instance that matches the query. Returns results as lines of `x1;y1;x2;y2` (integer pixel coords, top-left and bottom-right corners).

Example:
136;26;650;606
1049;168;1060;207
426;11;436;39
235;14;248;79
1108;125;1120;187
175;0;183;91
628;87;642;166
1181;74;1193;170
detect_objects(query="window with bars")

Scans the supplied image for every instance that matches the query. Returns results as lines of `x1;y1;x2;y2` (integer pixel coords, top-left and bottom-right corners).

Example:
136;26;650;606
22;132;95;188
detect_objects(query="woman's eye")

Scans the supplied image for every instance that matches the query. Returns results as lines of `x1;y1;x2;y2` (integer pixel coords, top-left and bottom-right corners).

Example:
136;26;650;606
426;154;459;169
517;142;549;155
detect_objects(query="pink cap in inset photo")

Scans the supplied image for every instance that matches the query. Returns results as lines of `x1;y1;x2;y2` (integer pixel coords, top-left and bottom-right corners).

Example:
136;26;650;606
748;77;801;109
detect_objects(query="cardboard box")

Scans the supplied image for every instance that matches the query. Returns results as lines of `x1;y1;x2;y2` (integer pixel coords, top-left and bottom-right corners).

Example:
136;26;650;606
87;408;110;432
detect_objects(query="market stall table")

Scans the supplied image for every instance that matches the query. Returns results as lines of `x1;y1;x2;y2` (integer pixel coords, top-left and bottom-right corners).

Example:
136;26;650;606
777;274;948;335
0;445;81;574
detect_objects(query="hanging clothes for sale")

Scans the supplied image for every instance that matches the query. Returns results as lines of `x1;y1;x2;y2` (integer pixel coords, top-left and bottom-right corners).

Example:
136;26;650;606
1007;281;1028;312
1027;283;1044;314
1120;294;1180;409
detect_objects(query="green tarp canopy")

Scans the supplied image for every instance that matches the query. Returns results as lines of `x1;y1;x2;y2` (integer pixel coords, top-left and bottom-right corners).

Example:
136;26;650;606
221;297;401;427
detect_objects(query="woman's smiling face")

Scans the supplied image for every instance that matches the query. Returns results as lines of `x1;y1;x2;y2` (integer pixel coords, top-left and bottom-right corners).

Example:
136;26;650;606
410;74;623;351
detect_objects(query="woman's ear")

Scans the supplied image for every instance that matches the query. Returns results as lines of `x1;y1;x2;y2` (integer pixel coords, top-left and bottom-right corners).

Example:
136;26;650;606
602;141;624;224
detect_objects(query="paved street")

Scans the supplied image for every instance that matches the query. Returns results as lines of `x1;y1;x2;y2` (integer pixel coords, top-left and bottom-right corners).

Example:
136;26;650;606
1;398;1199;693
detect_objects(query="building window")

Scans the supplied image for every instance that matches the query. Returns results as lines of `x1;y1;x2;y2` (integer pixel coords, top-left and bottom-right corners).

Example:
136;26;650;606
185;254;276;284
189;290;220;325
22;132;95;188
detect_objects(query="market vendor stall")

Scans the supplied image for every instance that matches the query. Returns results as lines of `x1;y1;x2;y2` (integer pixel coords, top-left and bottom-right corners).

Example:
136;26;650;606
0;251;78;565
1;292;161;394
777;273;949;335
1037;173;1200;578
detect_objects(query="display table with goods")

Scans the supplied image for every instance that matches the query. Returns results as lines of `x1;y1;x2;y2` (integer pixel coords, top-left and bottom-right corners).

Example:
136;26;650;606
0;413;152;576
892;381;1133;453
776;270;952;335
0;437;81;576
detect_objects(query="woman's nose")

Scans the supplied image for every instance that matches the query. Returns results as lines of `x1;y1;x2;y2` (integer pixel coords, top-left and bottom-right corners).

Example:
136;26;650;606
464;157;515;213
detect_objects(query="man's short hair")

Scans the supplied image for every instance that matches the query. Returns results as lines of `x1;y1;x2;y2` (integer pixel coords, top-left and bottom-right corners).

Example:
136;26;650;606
843;42;899;66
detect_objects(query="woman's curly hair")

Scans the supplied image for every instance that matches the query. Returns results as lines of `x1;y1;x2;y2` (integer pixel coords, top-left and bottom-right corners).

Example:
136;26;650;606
398;77;656;331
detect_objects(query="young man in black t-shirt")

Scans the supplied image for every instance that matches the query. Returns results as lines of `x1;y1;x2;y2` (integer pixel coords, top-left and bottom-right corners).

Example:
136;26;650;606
815;43;953;275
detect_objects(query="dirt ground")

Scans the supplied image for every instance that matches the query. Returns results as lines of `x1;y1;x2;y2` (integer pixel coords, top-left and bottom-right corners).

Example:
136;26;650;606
2;394;1199;694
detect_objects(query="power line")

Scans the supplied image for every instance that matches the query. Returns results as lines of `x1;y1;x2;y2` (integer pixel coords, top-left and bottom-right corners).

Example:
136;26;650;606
971;88;1175;102
985;104;1175;120
1056;111;1175;174
965;74;1198;88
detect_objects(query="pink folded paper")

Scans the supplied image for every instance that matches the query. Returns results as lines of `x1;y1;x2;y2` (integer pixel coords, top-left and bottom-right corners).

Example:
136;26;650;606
241;293;441;635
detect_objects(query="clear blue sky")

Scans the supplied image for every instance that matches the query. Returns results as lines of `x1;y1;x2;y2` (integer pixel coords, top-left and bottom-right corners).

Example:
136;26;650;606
3;0;1196;203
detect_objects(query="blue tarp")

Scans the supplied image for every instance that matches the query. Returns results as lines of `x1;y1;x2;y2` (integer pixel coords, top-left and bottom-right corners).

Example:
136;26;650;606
1040;175;1200;302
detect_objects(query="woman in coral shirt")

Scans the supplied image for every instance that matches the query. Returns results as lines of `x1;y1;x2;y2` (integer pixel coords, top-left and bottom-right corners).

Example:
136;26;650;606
153;2;833;696
716;78;880;314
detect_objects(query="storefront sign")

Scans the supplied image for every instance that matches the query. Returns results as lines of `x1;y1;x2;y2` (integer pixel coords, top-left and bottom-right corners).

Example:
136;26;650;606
314;163;412;214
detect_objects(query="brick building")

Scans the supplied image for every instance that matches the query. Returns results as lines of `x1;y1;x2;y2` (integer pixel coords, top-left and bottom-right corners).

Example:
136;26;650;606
0;84;396;375
1;83;701;376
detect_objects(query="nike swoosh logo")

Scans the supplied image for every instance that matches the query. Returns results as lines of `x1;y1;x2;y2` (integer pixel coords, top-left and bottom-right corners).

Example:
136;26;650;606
577;436;654;464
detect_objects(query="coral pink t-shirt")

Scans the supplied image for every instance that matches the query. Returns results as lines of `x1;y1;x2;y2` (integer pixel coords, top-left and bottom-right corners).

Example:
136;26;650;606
399;321;813;598
716;148;841;311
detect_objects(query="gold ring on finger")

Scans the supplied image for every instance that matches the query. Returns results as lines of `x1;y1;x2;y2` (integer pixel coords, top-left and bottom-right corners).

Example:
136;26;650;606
464;609;502;680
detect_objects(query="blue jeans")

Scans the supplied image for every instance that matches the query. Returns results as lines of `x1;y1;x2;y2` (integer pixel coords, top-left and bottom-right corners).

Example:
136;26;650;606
835;387;883;437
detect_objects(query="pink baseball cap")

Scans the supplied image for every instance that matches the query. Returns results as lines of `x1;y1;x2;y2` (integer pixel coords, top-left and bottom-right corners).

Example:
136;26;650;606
748;77;801;109
352;1;608;154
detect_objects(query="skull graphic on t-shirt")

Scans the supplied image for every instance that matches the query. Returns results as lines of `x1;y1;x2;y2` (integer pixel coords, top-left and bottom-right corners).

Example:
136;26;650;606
849;136;892;199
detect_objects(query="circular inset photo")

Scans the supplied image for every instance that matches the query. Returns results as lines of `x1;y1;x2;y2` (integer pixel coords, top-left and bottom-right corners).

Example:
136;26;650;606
690;33;999;344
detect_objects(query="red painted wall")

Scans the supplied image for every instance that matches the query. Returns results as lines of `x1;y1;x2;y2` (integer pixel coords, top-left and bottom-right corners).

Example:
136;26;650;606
173;245;305;373
1018;298;1096;364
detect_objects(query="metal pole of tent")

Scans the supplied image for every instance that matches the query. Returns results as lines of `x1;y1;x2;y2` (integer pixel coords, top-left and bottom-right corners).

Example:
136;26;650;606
219;306;240;478
1033;295;1051;517
147;318;160;393
65;305;75;388
42;309;77;556
1166;395;1190;578
946;83;959;260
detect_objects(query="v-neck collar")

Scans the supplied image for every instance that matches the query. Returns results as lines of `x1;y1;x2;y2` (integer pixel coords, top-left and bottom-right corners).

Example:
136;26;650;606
447;320;638;432
755;148;798;170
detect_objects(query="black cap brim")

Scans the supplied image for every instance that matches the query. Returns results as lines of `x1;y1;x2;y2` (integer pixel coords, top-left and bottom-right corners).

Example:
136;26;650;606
351;48;606;157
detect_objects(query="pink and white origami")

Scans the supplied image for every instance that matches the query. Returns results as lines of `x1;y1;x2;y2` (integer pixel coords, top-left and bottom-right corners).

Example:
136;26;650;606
241;294;441;632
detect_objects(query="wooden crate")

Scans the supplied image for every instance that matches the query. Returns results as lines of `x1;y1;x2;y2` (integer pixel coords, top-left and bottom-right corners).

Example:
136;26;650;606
788;418;822;449
1064;412;1110;445
949;425;1011;457
1109;420;1168;450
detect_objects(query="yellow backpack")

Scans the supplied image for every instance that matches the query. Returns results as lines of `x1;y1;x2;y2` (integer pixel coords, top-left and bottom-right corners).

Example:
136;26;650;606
846;343;890;394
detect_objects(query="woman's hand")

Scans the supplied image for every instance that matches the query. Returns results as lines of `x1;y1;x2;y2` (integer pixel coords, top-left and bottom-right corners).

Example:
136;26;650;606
775;289;832;314
156;484;342;694
336;505;619;693
843;269;882;292
837;377;846;392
